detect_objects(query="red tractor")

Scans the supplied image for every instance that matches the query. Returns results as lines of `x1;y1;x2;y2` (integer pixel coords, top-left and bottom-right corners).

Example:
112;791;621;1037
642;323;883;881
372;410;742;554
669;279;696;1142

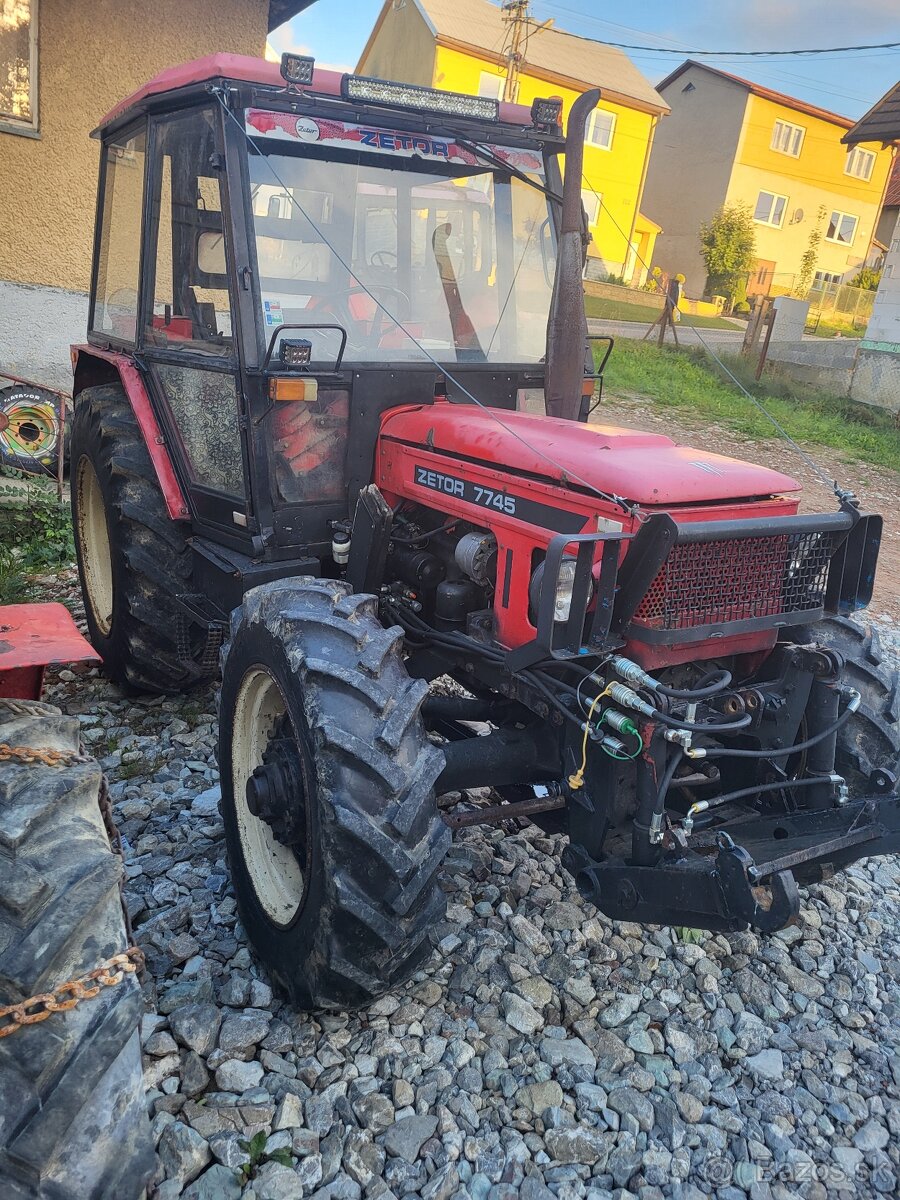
69;53;899;1011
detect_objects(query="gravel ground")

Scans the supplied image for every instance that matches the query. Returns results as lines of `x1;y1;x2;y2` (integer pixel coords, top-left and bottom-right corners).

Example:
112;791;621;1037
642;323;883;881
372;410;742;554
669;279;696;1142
39;589;900;1200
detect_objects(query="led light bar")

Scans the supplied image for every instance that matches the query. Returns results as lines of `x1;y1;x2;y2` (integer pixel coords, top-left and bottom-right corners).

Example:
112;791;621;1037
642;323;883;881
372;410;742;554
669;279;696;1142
342;75;500;121
281;53;315;87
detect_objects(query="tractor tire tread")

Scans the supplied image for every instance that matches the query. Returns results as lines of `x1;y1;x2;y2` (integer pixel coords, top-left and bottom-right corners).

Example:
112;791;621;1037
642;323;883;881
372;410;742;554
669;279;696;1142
0;702;153;1198
223;579;450;1009
70;383;212;693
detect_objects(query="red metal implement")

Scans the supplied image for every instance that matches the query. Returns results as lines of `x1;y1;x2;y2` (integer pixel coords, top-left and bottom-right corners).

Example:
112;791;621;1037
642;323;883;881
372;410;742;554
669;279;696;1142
0;604;100;700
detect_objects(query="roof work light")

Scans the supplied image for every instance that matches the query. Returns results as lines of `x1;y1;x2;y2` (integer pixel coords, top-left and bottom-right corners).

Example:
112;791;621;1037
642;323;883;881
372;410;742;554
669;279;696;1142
530;97;563;132
281;53;315;87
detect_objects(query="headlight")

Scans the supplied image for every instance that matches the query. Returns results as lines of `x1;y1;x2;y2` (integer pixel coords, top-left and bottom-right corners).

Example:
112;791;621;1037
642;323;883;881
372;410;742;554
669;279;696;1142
530;556;590;625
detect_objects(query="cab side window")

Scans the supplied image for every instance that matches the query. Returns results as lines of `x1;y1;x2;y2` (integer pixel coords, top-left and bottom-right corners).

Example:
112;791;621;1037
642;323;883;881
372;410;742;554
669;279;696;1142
91;126;146;342
144;109;233;356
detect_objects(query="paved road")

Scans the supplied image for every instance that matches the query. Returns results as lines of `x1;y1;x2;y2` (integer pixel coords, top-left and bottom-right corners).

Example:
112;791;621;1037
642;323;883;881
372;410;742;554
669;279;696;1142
588;317;746;351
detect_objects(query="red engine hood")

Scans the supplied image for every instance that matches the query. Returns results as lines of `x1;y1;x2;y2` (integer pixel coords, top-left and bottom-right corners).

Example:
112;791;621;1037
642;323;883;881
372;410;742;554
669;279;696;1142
379;404;800;506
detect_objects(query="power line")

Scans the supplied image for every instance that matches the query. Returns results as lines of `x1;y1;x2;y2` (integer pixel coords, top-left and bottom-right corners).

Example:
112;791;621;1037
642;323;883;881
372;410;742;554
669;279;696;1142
569;38;900;58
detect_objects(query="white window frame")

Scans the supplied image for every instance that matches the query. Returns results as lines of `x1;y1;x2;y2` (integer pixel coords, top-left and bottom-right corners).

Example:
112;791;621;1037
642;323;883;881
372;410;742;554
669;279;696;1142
477;71;503;101
770;118;804;157
0;0;39;138
845;146;875;182
581;188;601;227
753;190;788;228
586;108;616;151
825;209;858;246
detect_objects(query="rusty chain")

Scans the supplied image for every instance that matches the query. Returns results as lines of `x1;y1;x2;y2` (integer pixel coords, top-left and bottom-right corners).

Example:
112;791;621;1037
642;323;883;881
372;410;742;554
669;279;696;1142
0;948;145;1039
0;742;93;767
0;713;145;1039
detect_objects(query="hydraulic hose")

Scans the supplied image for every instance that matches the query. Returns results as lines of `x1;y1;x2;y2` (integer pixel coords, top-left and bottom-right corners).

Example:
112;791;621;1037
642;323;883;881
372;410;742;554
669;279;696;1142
644;707;752;735
687;774;836;816
689;690;859;760
656;748;685;808
654;668;733;701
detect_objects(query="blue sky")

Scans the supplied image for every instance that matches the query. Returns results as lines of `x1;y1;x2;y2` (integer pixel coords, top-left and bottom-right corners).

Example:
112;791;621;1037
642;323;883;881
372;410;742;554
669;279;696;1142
269;0;900;119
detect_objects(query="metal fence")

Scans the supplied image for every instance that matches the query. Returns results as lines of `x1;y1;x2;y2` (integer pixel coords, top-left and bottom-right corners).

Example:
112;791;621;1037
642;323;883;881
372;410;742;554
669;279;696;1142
805;282;876;332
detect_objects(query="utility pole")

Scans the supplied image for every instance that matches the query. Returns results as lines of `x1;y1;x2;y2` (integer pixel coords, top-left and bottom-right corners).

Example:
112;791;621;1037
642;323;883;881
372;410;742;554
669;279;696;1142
500;1;530;104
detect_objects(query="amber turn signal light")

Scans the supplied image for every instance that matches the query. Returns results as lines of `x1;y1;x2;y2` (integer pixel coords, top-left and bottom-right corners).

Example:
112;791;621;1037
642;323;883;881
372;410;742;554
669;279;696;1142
268;377;319;403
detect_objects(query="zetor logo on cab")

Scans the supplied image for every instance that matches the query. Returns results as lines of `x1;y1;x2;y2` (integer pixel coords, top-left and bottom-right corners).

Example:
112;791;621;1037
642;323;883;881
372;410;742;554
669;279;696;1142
359;129;450;157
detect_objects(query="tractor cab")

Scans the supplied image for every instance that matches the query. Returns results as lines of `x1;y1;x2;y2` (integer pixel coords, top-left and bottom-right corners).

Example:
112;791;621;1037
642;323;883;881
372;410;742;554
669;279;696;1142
79;54;576;582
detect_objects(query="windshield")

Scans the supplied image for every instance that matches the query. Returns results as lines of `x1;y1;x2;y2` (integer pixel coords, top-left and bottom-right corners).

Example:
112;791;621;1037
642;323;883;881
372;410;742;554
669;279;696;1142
244;113;555;364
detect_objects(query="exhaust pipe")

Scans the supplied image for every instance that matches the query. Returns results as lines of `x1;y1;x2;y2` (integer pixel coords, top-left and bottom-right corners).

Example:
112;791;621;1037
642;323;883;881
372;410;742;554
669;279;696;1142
545;87;600;422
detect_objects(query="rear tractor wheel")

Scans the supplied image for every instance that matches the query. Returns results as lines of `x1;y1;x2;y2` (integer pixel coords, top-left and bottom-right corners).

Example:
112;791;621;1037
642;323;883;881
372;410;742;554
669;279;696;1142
810;615;899;793
0;699;153;1198
69;382;214;693
218;580;450;1010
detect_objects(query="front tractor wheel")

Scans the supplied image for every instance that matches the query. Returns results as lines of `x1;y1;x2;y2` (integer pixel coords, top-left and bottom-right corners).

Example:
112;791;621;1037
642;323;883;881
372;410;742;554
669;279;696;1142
218;580;450;1010
69;383;213;693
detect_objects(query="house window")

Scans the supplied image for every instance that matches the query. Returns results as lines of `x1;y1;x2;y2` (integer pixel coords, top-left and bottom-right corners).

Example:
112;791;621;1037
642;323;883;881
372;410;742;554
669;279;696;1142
845;146;875;182
586;108;615;151
826;210;858;245
0;0;38;135
771;119;804;157
813;270;841;286
478;72;503;100
581;188;601;227
753;191;788;228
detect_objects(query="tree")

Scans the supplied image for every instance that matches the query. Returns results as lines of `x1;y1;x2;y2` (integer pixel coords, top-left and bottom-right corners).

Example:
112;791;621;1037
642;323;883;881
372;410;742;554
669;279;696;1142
850;265;882;291
794;205;826;298
698;203;756;308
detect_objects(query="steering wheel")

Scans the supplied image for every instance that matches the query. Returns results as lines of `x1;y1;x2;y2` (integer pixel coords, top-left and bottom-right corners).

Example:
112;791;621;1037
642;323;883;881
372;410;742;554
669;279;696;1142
369;250;398;268
312;285;411;352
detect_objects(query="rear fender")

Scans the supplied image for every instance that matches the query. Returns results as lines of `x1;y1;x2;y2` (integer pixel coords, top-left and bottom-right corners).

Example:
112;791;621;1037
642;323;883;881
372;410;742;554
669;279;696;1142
70;345;188;521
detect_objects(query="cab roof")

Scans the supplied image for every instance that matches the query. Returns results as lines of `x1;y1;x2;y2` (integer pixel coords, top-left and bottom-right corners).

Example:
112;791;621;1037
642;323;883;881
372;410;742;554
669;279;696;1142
97;53;538;134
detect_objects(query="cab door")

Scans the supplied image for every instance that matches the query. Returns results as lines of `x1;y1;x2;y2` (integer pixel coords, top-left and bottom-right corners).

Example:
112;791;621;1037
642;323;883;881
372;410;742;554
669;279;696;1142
139;105;251;541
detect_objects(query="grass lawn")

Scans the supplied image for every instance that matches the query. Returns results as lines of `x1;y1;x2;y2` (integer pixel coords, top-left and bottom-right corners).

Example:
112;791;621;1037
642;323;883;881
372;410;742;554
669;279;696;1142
584;294;739;330
805;316;865;340
600;338;900;474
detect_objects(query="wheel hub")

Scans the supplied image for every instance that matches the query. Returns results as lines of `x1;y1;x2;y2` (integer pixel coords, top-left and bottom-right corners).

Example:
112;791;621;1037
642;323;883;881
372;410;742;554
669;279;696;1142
246;716;307;851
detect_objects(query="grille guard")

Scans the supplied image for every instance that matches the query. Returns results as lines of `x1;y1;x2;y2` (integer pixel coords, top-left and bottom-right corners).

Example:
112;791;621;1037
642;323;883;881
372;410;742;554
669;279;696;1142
624;510;856;646
567;788;900;934
507;503;879;669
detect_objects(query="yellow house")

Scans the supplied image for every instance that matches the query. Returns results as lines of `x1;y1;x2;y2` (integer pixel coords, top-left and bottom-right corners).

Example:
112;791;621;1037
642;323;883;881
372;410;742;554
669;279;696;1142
357;0;669;284
643;61;896;300
0;0;311;391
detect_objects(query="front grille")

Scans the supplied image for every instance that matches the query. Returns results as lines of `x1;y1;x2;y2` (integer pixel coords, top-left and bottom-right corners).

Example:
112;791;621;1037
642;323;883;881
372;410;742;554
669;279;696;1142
631;530;836;633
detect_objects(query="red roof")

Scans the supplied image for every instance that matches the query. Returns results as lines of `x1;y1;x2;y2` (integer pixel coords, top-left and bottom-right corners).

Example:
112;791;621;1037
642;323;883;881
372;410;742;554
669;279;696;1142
656;60;856;130
885;157;900;208
97;53;536;131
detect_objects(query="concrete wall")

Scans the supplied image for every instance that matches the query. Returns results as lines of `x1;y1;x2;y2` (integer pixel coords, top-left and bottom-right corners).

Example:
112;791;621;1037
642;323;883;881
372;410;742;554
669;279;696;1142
583;279;663;308
0;0;268;294
0;0;269;389
0;280;88;392
642;65;749;296
849;210;900;410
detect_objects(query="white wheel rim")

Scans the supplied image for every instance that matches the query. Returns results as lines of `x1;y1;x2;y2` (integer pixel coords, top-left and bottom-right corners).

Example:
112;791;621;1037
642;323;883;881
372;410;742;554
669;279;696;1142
231;667;306;926
76;455;114;636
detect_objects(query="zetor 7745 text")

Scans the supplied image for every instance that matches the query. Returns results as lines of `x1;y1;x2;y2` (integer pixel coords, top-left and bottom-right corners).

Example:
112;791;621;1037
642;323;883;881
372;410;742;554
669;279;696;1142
69;52;899;1010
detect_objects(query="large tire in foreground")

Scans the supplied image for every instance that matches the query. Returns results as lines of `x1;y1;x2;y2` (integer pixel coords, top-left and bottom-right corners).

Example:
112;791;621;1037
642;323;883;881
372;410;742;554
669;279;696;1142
218;580;451;1010
70;382;212;693
0;699;153;1198
809;615;899;791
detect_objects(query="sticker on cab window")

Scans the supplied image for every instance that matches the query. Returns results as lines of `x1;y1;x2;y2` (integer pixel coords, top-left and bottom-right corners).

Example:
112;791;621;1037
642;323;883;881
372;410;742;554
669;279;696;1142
264;299;284;327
